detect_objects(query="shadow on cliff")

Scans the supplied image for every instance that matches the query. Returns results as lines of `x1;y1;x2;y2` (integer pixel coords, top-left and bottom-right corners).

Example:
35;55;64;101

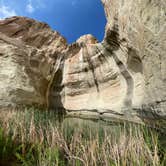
48;68;65;115
104;17;134;114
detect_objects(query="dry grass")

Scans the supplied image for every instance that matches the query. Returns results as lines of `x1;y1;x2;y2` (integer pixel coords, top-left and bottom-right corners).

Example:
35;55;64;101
0;108;165;166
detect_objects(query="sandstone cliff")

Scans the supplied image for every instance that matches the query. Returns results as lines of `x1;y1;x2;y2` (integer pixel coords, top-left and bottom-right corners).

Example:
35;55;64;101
101;0;166;119
0;0;166;122
0;16;67;108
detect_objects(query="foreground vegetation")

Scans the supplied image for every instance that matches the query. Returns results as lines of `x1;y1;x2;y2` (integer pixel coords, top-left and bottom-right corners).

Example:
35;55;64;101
0;108;165;166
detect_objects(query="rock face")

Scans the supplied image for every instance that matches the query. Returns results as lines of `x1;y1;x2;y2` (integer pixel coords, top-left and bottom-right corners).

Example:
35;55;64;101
0;0;166;121
49;0;166;120
101;0;166;118
0;17;67;108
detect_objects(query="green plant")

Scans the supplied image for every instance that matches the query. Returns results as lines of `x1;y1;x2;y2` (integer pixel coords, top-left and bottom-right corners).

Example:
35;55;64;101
0;108;165;166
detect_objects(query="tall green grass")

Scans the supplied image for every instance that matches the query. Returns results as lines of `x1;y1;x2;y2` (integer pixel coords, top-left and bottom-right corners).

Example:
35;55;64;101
0;108;165;166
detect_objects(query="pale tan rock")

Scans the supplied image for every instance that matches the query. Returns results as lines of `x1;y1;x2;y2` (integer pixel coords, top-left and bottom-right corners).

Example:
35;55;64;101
0;0;166;121
49;35;144;121
0;17;67;108
49;0;166;120
76;34;98;45
101;0;166;117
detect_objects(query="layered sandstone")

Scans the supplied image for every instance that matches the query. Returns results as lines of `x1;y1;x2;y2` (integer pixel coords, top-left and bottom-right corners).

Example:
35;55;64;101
102;0;166;118
0;17;67;108
0;0;166;121
49;0;166;120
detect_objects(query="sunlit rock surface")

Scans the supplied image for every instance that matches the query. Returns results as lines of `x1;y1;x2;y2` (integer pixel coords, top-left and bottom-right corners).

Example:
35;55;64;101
49;0;166;120
0;0;166;121
0;17;67;108
101;0;166;118
49;34;145;121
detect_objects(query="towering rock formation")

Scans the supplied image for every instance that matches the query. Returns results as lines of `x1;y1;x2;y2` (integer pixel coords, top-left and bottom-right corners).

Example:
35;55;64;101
101;0;166;118
0;0;165;121
0;16;67;108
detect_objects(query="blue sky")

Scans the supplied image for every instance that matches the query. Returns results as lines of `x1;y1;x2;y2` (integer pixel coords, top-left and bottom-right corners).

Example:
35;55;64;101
0;0;106;43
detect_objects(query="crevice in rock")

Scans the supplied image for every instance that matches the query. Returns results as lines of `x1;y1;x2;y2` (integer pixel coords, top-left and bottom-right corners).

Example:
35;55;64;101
48;69;63;110
47;54;65;113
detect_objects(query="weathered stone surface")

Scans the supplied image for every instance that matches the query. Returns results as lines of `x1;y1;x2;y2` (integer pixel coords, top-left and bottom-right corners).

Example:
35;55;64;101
0;17;67;108
101;0;166;118
49;0;166;120
0;0;166;121
49;34;144;121
0;16;67;50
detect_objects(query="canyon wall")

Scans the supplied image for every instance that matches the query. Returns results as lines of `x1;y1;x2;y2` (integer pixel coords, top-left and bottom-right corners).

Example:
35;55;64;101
0;17;67;108
101;0;166;118
0;0;165;121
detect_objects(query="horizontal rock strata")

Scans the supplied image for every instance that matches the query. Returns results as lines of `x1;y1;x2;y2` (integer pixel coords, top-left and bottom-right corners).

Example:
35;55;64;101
0;17;67;108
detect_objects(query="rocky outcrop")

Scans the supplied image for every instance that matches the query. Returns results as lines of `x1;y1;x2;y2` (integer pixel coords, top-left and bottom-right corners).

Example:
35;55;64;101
101;0;166;118
0;0;166;121
0;17;67;108
49;0;166;120
49;34;145;121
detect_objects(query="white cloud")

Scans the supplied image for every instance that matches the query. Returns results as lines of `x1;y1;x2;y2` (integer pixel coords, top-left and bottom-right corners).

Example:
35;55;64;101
26;0;35;13
0;5;17;19
26;3;34;13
